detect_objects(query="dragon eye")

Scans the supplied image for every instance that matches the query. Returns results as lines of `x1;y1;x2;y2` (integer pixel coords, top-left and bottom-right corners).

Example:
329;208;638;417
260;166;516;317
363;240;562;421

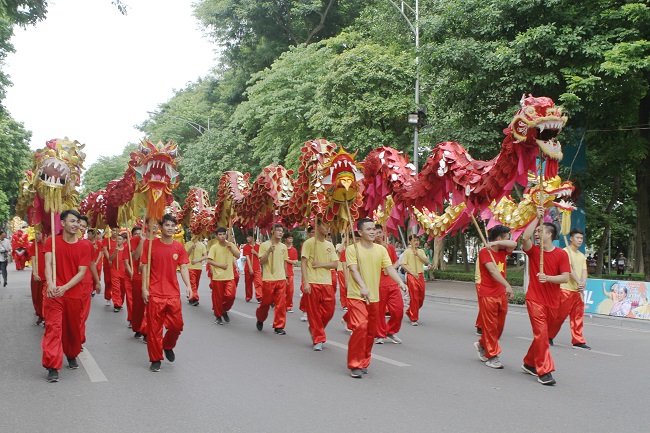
139;143;151;155
168;149;178;159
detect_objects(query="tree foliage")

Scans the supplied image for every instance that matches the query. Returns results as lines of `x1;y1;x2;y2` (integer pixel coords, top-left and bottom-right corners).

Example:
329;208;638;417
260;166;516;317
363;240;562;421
0;113;31;225
81;143;137;197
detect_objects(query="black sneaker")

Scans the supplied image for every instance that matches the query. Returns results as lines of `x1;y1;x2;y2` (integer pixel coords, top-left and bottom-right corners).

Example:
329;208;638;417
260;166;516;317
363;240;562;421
164;349;175;362
256;321;263;331
46;368;58;382
142;335;147;344
274;328;286;335
36;317;43;326
134;332;142;339
476;327;482;336
222;312;230;323
114;307;120;313
350;368;362;378
150;361;161;372
256;298;262;304
215;317;223;325
67;357;79;369
193;300;199;306
549;338;554;346
538;373;556;385
521;364;538;377
573;343;591;350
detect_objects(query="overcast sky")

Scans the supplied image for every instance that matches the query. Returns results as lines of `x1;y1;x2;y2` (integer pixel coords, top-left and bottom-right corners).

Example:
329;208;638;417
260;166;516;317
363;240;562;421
3;0;216;167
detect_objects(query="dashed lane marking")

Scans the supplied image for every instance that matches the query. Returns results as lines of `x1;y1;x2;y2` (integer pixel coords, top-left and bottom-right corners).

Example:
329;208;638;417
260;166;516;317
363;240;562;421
78;348;108;382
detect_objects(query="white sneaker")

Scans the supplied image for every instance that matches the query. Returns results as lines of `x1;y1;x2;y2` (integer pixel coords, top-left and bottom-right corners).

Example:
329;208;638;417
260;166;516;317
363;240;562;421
386;334;402;344
105;300;111;306
411;321;418;326
300;312;308;322
375;338;384;344
485;356;503;369
474;342;488;362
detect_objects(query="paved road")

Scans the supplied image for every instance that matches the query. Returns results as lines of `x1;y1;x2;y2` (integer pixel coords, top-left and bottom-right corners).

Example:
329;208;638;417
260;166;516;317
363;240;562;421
1;266;649;432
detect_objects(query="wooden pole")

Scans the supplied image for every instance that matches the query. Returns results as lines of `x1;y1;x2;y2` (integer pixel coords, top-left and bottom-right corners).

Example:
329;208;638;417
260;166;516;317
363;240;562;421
344;198;368;305
51;212;56;287
538;153;545;274
470;213;497;266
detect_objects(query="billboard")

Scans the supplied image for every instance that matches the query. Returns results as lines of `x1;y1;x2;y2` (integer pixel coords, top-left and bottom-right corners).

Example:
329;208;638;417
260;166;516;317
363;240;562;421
584;279;650;320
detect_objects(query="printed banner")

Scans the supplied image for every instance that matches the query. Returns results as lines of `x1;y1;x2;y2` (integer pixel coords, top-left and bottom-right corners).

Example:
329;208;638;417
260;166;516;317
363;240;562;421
584;279;650;320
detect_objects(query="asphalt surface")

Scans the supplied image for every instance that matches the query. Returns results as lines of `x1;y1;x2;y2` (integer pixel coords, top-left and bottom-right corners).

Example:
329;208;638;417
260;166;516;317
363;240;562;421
1;266;649;432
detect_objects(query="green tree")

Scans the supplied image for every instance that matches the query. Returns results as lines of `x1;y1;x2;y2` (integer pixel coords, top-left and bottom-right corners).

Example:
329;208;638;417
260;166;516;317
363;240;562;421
0;113;31;226
81;143;137;196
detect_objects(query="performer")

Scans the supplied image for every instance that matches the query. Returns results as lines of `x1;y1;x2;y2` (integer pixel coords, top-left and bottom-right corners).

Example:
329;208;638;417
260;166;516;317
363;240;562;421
29;230;47;325
109;232;132;313
299;226;315;322
374;224;405;344
185;234;206;306
283;232;299;313
473;225;516;369
301;220;338;351
326;232;338;301
42;210;92;383
242;232;262;303
78;216;102;346
255;224;289;335
130;225;147;339
548;228;591;350
94;230;104;287
521;208;571;386
11;227;30;270
101;228;118;306
0;231;11;286
335;233;348;311
401;235;430;326
346;218;407;378
204;227;240;325
141;214;191;372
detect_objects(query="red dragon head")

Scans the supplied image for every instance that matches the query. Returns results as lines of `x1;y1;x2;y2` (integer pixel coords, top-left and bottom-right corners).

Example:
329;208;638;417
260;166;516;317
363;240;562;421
510;95;567;160
321;147;364;203
129;140;180;219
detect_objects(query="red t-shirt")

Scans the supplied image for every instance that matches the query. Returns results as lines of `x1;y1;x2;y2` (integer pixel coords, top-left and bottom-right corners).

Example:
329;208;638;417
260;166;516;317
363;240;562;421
525;245;571;308
286;246;297;277
110;247;127;279
43;235;92;299
476;248;508;297
130;236;143;278
379;243;399;287
102;237;116;264
81;239;98;286
339;249;346;263
28;240;47;280
141;238;189;298
242;243;261;271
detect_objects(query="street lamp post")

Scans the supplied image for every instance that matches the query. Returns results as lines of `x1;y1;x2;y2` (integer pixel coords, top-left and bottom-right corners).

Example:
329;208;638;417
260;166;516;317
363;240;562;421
388;0;419;172
146;111;209;136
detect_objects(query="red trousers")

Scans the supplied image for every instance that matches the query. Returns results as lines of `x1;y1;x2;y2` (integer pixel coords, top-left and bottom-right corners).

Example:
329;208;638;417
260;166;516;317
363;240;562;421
188;269;202;302
31;277;44;319
523;299;557;376
478;294;508;358
347;299;378;370
405;273;425;322
146;296;184;362
548;290;586;344
210;279;236;317
234;264;240;287
256;280;287;329
299;282;307;312
285;274;294;309
331;270;337;292
125;276;133;321
131;276;145;334
244;268;263;301
305;283;335;344
111;274;126;308
376;283;404;338
42;295;83;370
80;284;93;345
103;264;112;301
337;270;348;309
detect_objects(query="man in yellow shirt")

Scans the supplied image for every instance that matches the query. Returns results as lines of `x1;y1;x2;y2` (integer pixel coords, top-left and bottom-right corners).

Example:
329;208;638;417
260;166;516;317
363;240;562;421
301;220;338;351
185;235;206;306
204;227;240;325
256;224;289;334
548;228;590;349
347;218;407;378
401;235;430;325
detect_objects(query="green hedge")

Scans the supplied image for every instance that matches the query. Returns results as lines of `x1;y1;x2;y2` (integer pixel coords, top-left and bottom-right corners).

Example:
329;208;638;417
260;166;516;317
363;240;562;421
433;270;524;287
596;273;647;282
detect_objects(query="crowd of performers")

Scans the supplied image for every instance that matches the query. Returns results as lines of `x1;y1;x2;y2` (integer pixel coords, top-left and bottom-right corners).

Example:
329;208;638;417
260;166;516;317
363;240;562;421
27;206;589;385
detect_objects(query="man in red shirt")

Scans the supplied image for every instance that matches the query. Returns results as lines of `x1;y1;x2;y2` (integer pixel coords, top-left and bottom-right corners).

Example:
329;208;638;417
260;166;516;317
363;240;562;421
521;208;571;386
141;214;191;372
283;232;299;313
78;216;102;346
42;209;92;383
473;225;516;369
374;224;405;344
29;230;47;326
242;232;262;302
101;228;118;306
130;225;147;339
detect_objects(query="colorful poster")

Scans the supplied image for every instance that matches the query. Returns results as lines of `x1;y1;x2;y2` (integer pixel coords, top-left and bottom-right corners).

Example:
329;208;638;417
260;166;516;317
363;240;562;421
583;279;650;320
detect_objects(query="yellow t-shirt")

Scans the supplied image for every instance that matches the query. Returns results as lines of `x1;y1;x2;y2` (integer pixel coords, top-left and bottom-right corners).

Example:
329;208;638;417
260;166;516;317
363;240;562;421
259;241;288;281
208;242;235;281
346;243;392;303
185;240;206;270
402;248;426;274
301;237;338;284
561;247;587;292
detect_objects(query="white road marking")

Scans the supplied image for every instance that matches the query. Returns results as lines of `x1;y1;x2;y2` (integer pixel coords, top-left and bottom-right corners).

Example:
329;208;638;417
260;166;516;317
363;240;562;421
230;309;411;367
515;337;623;357
78;348;108;382
325;340;411;367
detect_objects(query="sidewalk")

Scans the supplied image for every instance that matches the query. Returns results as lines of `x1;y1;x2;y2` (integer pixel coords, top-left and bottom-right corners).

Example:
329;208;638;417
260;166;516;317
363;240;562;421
424;278;650;331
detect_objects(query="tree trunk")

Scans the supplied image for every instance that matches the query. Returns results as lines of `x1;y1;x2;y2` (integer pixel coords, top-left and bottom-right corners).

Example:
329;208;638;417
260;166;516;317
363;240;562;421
637;92;650;281
461;232;470;272
595;175;622;278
